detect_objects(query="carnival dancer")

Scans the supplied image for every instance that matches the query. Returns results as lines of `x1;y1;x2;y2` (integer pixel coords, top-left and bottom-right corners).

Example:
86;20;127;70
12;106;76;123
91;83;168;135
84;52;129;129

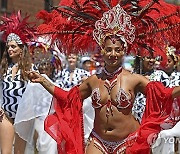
0;11;36;154
28;0;180;153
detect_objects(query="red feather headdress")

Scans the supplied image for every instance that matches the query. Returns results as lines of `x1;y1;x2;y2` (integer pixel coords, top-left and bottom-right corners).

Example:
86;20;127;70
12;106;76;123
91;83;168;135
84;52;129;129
0;10;36;44
36;0;179;57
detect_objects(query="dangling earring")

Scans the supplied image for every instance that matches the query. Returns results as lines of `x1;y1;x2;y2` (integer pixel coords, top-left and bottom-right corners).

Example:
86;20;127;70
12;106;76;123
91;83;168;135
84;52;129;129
121;50;125;55
122;48;127;56
101;49;105;55
174;64;177;70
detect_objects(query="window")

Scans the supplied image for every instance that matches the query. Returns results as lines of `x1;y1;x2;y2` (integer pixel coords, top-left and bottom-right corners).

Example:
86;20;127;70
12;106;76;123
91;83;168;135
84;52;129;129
1;0;7;12
44;0;53;12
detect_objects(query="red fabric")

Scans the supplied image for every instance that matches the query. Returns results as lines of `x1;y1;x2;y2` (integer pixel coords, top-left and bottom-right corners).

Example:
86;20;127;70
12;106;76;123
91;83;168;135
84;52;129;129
170;97;180;123
45;82;175;154
126;81;174;154
44;86;84;154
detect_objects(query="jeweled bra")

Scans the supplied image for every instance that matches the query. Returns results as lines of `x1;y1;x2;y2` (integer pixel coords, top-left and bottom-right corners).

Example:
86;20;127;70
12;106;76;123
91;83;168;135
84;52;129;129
91;68;133;118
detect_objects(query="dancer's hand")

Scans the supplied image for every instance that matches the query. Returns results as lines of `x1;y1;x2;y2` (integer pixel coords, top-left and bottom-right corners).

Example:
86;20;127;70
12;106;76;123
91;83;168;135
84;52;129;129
26;71;55;95
26;71;45;83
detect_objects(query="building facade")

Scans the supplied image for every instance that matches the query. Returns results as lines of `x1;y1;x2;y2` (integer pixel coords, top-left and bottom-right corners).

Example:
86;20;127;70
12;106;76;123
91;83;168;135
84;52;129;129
165;0;180;5
0;0;59;22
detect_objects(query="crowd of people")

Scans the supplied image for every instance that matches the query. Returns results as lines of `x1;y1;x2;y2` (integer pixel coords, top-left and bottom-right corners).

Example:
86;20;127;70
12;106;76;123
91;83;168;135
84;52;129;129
0;0;180;154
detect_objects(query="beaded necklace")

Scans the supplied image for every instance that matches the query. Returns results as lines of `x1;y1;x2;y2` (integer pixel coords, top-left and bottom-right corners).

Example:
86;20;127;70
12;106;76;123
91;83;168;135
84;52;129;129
103;67;122;80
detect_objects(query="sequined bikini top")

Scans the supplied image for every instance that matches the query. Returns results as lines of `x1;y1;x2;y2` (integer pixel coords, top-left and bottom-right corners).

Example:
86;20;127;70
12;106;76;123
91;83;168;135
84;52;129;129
91;77;133;117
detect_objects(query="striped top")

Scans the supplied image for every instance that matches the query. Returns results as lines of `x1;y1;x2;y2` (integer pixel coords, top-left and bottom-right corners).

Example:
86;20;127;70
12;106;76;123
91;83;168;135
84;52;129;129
55;68;90;89
1;65;27;119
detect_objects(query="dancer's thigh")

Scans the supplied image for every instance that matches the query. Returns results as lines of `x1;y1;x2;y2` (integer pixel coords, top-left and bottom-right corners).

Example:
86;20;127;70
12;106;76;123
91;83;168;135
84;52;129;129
14;133;26;154
0;114;14;154
85;138;104;154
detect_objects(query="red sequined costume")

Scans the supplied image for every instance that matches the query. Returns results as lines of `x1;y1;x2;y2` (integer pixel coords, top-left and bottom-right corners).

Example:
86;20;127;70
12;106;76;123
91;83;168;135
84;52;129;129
36;0;179;153
45;81;174;154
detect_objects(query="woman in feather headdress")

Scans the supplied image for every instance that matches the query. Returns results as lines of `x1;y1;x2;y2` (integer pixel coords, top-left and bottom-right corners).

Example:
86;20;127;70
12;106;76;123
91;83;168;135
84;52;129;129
0;11;36;154
27;0;180;153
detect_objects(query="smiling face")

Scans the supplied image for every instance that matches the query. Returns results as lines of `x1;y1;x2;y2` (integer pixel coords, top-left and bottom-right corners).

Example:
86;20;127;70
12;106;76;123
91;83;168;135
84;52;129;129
67;54;78;68
7;40;22;62
142;55;155;72
164;55;175;73
102;38;125;69
82;60;92;71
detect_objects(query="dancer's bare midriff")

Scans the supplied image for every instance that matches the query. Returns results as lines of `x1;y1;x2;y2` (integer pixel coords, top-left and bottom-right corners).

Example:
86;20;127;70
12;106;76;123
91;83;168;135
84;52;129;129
93;106;140;142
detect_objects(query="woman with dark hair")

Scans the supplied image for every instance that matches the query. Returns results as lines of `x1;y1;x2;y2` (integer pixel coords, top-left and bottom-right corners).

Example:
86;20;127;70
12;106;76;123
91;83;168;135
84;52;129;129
164;46;179;75
30;1;180;153
0;11;36;154
152;45;180;154
132;49;170;123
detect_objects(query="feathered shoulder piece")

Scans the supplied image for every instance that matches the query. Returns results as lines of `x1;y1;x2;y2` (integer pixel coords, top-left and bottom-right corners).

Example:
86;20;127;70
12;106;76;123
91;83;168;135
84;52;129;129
37;0;179;56
0;10;36;44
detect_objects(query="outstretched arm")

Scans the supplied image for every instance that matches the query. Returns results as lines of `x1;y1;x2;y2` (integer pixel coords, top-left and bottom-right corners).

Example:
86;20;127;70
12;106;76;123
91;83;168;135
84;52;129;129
27;71;93;101
172;86;180;98
27;71;68;101
27;71;55;95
